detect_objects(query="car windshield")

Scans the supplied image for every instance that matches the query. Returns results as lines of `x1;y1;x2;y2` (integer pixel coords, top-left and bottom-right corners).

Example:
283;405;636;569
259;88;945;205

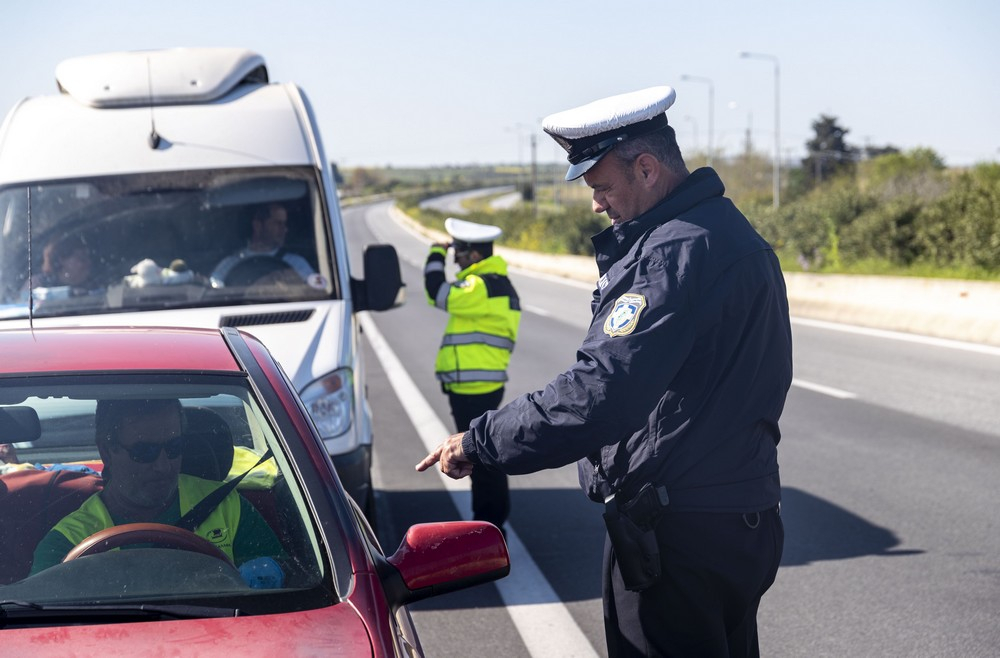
0;374;330;612
0;167;335;319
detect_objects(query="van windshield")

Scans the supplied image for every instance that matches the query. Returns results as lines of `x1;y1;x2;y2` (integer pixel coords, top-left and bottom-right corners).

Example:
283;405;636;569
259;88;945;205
0;168;335;319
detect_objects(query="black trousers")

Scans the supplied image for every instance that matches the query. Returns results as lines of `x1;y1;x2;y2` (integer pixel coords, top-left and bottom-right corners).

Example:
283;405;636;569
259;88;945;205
603;505;783;658
446;388;509;529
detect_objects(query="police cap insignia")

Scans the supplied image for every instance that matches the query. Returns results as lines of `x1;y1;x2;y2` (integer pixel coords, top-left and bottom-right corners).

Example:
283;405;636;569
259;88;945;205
542;86;676;181
604;293;647;337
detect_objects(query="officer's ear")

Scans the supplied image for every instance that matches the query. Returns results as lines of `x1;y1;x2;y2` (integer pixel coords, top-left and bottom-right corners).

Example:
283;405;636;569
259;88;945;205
634;153;661;188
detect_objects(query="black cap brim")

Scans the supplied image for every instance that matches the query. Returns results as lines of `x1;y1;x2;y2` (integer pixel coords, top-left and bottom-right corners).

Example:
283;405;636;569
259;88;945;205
564;144;614;181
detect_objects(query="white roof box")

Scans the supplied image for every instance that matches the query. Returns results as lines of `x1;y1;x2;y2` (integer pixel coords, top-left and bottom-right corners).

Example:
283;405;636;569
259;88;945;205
55;47;268;108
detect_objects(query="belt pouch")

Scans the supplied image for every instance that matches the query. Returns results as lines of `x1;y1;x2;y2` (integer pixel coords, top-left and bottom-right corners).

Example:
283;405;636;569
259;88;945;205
603;496;661;592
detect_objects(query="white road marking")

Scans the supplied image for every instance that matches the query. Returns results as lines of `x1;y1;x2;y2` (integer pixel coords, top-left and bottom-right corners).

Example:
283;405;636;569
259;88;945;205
791;316;1000;357
359;312;600;658
523;304;552;317
508;265;596;291
791;378;857;399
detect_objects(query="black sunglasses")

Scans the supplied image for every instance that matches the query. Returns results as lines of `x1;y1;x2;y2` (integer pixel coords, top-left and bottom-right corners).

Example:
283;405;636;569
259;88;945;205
112;436;184;463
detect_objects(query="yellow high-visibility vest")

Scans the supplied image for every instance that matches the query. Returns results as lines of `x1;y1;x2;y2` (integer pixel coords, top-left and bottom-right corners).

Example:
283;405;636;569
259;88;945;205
425;251;521;395
52;474;242;561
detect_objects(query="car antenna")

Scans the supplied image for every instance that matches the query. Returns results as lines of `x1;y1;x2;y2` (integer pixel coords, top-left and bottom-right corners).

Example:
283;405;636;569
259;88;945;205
146;56;161;150
27;186;35;338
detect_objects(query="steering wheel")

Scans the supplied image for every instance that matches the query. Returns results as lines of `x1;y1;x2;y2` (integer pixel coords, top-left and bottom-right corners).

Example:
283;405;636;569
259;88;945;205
223;256;297;287
62;522;233;565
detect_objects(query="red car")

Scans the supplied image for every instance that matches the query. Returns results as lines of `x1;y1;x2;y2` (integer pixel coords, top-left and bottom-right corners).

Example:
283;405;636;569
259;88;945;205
0;326;509;656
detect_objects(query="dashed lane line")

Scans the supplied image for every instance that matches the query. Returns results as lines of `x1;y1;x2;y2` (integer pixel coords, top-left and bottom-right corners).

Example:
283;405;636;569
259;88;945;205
359;312;600;658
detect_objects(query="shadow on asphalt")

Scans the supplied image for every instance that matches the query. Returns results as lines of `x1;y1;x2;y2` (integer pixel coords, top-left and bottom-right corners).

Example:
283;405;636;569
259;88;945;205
379;486;605;610
381;484;922;611
780;486;924;566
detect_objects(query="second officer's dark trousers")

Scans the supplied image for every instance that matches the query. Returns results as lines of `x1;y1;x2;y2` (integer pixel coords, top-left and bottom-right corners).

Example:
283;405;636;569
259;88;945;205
447;388;509;531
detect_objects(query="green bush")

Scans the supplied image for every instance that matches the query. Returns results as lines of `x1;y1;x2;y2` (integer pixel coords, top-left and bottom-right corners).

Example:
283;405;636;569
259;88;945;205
392;152;1000;280
913;163;1000;271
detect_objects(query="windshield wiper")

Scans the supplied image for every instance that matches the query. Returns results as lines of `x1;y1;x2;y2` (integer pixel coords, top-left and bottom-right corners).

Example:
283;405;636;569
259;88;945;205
1;599;239;627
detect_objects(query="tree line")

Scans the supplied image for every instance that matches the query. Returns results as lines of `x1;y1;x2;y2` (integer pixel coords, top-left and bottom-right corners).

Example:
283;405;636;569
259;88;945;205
350;115;1000;280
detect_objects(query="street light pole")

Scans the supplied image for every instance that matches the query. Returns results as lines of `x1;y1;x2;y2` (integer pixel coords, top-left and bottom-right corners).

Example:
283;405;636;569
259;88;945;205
739;52;780;208
680;74;714;167
683;115;699;152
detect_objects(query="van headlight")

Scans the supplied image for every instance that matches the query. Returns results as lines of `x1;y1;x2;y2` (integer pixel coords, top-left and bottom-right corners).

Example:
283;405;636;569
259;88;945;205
300;368;354;439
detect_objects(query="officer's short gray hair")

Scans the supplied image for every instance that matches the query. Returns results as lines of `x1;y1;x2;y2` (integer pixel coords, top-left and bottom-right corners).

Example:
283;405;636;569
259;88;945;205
613;125;687;175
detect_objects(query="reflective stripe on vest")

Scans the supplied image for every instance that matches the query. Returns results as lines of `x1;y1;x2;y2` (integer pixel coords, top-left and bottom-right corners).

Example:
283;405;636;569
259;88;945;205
436;369;509;384
440;331;516;351
435;284;450;310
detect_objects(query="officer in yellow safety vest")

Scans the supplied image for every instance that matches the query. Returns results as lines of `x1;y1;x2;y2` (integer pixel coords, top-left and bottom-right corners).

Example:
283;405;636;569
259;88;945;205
424;217;521;533
30;398;285;588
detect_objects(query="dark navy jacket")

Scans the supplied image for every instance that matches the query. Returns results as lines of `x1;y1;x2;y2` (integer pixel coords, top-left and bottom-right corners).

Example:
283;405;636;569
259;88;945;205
462;168;792;513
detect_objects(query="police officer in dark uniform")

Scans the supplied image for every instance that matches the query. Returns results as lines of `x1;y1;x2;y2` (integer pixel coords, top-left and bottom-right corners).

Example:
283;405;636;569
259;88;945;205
417;86;792;657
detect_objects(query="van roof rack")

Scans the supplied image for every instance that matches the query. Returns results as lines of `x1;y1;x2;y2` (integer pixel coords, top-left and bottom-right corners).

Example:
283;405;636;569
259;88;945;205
55;47;268;108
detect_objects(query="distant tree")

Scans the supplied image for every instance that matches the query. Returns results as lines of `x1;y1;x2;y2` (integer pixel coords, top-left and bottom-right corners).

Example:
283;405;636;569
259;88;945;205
347;167;384;195
858;148;947;201
801;115;857;186
862;144;900;160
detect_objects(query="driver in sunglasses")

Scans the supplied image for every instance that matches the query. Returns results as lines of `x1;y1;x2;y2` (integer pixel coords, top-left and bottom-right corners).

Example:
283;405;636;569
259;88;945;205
30;399;285;588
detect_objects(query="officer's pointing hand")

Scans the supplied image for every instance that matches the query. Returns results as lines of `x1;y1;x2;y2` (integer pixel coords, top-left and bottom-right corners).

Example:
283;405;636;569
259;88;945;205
416;432;474;479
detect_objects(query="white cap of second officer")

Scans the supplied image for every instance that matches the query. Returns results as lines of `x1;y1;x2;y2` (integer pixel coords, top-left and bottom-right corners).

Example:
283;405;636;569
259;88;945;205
543;86;677;181
444;217;502;246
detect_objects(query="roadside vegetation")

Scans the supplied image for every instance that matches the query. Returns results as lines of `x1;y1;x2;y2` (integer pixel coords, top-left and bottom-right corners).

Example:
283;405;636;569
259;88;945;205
338;115;1000;281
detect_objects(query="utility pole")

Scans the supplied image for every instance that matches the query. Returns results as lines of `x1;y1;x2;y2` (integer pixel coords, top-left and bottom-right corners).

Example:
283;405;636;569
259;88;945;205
740;52;781;208
744;112;753;158
680;74;714;166
530;133;538;217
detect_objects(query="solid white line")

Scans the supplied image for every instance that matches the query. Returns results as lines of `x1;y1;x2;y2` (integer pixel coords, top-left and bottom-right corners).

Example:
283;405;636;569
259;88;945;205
508;264;596;291
791;378;857;399
359;312;599;658
522;303;552;317
791;316;1000;357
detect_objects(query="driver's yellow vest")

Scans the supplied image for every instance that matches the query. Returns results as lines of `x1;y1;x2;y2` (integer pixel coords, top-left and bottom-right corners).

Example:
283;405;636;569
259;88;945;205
52;474;242;561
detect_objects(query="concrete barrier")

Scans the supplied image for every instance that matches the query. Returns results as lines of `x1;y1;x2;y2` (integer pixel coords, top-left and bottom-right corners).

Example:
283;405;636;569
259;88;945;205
392;205;1000;347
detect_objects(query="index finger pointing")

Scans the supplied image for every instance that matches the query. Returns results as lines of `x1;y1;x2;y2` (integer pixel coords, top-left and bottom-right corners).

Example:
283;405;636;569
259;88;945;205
415;450;441;472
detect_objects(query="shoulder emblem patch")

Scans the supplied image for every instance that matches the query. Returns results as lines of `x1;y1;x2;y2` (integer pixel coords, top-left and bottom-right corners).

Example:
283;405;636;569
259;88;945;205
604;293;647;337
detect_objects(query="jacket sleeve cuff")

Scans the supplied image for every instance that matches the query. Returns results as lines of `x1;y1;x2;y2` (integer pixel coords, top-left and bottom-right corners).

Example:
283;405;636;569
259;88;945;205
428;246;447;259
461;431;482;465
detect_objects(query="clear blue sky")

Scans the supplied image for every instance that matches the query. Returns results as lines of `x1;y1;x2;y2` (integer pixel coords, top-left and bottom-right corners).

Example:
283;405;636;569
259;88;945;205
4;0;998;169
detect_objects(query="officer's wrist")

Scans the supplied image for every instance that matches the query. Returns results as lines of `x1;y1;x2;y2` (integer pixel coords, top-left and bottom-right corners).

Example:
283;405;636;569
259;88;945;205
460;431;481;465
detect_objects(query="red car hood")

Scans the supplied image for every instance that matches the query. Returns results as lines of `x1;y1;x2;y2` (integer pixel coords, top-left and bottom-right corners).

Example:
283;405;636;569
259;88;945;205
2;604;373;657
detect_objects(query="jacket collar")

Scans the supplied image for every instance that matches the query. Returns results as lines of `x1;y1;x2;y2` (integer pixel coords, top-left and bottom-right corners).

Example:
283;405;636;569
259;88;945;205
458;254;508;279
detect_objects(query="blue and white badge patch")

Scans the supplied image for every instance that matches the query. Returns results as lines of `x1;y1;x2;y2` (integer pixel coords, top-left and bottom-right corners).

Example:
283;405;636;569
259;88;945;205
604;293;647;337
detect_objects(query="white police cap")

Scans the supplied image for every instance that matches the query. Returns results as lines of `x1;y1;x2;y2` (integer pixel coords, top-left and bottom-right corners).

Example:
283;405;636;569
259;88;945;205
542;86;677;181
444;217;502;245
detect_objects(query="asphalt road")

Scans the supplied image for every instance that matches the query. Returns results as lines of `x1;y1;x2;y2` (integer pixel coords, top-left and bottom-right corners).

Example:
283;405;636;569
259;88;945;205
343;199;1000;658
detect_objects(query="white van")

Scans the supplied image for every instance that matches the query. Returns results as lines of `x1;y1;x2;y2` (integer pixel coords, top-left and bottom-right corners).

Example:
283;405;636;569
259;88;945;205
0;48;401;519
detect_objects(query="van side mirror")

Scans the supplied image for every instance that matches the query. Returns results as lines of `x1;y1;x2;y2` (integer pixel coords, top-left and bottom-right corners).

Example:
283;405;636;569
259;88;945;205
351;244;404;312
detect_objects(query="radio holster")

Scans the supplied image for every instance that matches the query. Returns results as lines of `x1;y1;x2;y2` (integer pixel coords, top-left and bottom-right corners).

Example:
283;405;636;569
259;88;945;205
602;483;669;592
